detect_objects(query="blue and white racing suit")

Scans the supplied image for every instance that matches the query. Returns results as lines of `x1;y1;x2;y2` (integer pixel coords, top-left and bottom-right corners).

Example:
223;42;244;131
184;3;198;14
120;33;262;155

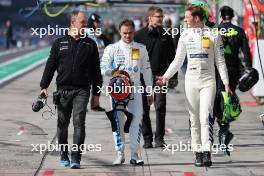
101;40;153;157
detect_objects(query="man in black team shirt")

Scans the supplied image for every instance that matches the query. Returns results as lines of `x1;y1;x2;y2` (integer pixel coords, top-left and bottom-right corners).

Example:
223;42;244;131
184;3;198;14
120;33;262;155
39;10;102;169
134;6;177;148
214;6;252;154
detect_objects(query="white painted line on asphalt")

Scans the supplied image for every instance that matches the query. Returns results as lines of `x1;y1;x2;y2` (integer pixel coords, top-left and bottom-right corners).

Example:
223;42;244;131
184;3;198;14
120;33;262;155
0;57;48;85
0;46;36;57
0;47;48;67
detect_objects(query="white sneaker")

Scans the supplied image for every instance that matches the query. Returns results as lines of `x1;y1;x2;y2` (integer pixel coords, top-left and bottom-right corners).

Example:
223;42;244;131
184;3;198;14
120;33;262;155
113;151;125;165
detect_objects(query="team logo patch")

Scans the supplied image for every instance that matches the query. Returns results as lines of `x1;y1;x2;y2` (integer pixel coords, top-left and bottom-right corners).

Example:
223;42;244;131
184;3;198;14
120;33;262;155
202;36;210;49
133;66;139;72
59;46;68;51
190;54;208;58
115;56;125;64
132;48;140;60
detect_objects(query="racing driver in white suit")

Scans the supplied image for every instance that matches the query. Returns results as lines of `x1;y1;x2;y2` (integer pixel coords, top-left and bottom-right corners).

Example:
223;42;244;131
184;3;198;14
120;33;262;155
101;19;153;165
157;4;232;167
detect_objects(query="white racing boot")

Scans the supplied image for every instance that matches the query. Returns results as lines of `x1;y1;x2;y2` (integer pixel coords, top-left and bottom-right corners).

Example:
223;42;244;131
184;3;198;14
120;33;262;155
113;151;125;165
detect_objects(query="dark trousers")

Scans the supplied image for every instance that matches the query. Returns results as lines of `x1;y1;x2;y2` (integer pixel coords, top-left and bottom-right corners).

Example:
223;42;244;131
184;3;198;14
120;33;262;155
6;38;16;49
142;81;167;143
57;88;90;161
214;68;240;131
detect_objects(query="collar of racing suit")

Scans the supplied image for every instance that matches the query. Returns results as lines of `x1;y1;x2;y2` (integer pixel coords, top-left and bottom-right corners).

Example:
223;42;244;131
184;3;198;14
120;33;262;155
119;39;134;48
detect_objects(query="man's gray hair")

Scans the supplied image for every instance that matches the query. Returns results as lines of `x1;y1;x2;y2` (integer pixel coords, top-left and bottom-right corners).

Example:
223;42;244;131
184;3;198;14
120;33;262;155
70;10;86;23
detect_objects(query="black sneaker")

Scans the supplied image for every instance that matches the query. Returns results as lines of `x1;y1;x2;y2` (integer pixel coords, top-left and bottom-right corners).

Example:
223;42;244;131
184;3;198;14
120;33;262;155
203;152;212;167
143;142;153;149
91;106;105;112
70;160;80;169
71;153;81;169
155;139;167;148
130;159;144;166
59;151;70;167
194;152;203;167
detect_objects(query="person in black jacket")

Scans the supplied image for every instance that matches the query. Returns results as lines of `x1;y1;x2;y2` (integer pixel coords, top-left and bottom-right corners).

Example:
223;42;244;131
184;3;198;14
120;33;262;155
87;13;111;112
134;6;177;148
40;10;102;169
214;6;252;153
4;19;16;49
87;13;111;58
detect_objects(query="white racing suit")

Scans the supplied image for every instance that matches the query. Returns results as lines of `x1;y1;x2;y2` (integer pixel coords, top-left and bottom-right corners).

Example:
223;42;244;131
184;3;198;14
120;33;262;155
164;27;229;152
101;40;153;159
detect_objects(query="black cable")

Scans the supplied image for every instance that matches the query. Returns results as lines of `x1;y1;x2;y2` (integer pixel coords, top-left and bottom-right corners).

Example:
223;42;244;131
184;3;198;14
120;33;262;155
42;104;56;120
248;0;264;81
34;103;57;176
33;133;57;176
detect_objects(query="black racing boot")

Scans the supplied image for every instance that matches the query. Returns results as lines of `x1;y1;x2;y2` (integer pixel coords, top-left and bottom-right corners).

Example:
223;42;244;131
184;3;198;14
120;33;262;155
130;153;144;166
130;159;144;166
194;152;203;167
203;152;212;167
